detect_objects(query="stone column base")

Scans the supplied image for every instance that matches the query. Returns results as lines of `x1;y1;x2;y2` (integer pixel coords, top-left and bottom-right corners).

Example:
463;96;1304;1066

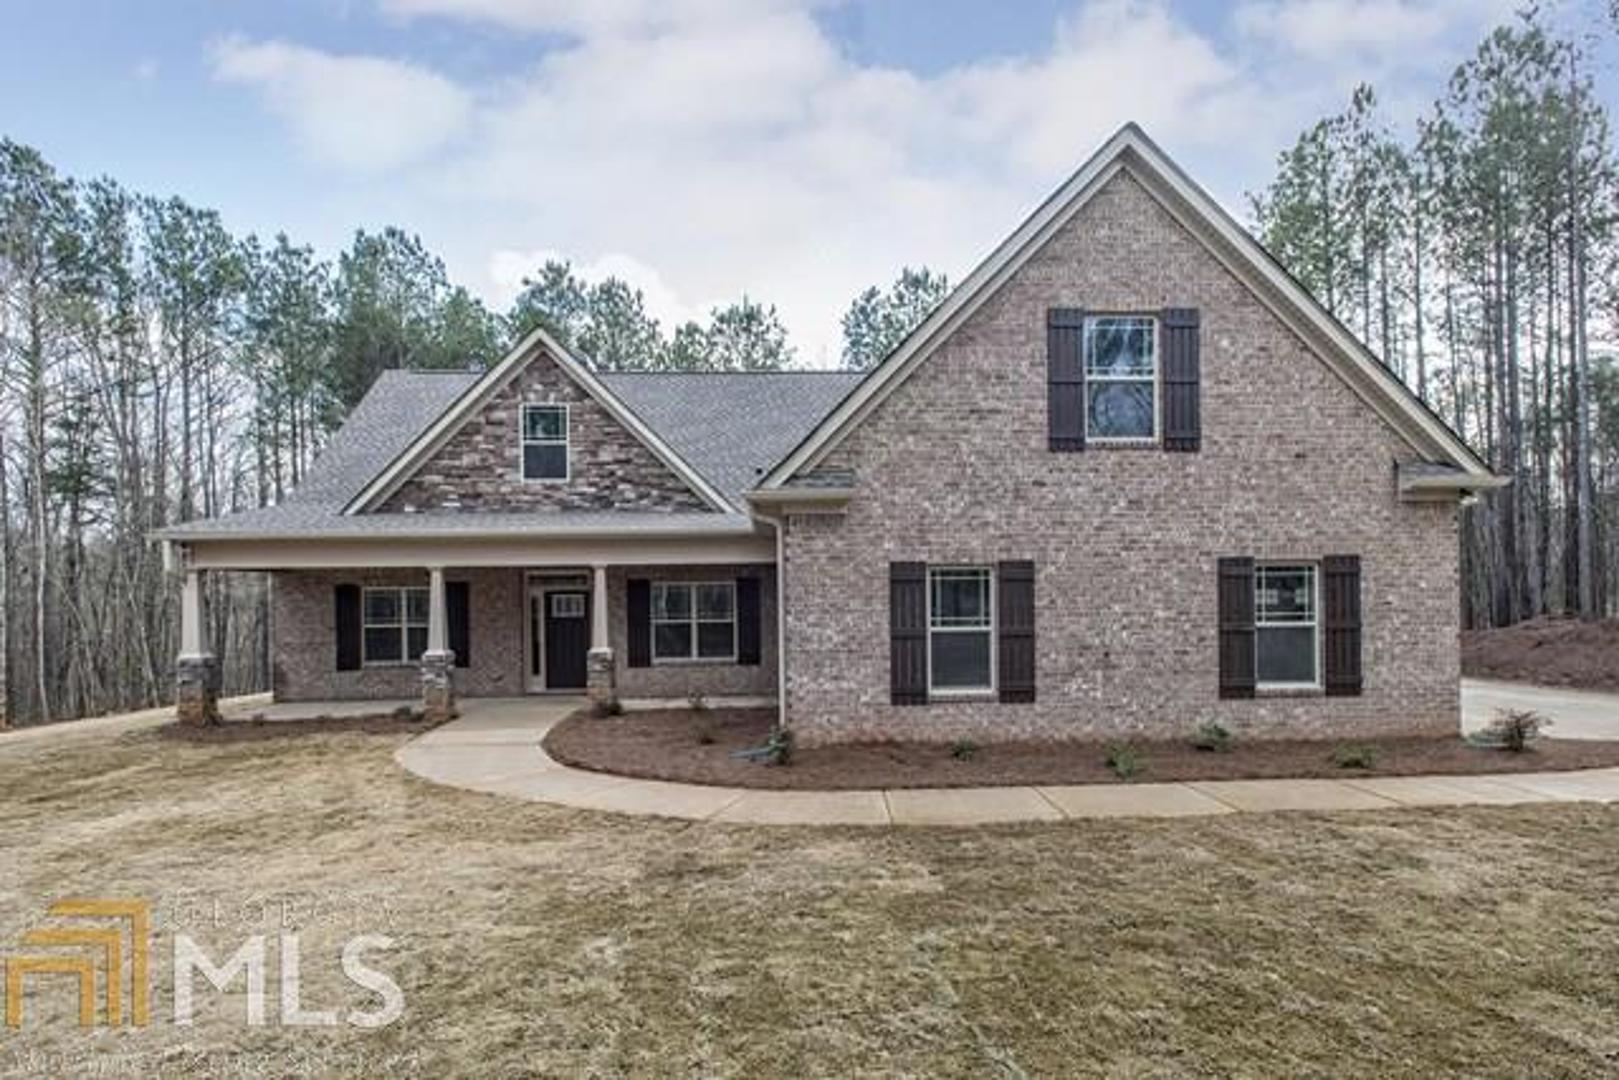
587;647;617;713
176;653;221;726
420;650;457;722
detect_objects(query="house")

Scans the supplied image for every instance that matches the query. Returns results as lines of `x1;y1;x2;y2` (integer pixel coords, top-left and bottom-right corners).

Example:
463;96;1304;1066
157;125;1504;745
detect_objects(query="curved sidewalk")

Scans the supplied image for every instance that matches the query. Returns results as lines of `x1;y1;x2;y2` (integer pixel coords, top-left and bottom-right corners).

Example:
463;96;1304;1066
395;697;1619;827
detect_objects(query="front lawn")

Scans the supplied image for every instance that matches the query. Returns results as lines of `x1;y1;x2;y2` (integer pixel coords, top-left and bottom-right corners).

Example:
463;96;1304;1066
2;721;1617;1076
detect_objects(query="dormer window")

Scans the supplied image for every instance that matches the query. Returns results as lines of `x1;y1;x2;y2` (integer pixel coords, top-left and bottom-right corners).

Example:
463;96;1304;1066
521;404;568;481
1084;316;1157;442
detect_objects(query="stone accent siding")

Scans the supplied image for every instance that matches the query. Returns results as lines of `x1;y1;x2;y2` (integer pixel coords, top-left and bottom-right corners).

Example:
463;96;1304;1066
781;169;1461;746
608;565;778;700
379;348;708;513
270;563;778;702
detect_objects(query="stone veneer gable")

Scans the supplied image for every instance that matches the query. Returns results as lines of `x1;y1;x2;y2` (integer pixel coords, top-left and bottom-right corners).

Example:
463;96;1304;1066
379;348;710;513
780;167;1461;746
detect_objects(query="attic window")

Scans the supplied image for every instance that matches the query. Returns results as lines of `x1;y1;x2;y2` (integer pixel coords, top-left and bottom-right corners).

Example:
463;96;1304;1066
521;404;568;482
1084;316;1157;442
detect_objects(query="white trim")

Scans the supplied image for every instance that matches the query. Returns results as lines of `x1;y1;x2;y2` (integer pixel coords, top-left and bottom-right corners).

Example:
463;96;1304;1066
360;585;430;668
650;580;738;665
343;323;734;514
520;402;570;484
1254;563;1321;692
1083;314;1160;446
925;566;996;697
756;123;1496;491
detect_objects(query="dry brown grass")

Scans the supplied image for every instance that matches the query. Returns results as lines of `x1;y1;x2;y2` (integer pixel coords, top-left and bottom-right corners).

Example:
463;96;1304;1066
2;723;1618;1077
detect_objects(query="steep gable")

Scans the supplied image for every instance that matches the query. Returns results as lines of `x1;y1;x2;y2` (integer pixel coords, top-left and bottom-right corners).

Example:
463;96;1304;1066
374;346;712;514
759;123;1499;497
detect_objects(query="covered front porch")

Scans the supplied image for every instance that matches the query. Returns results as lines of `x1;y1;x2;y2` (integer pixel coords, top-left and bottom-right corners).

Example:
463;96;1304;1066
168;523;778;725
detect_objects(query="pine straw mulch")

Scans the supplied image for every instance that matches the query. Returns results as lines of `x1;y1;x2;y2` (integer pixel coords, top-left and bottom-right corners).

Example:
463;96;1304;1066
542;707;1619;790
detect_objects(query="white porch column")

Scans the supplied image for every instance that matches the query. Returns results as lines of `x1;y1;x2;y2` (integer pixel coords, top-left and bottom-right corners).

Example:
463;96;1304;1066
179;569;207;658
420;565;456;721
175;567;219;725
586;563;617;711
427;566;448;655
590;564;610;654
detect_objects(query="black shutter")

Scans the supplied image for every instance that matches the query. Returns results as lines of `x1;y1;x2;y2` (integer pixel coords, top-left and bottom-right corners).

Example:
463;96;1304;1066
736;576;762;666
890;562;928;706
627;579;651;668
1217;558;1255;699
1323;555;1363;696
997;560;1035;704
1161;307;1201;452
334;584;361;672
1048;308;1085;451
447;581;470;669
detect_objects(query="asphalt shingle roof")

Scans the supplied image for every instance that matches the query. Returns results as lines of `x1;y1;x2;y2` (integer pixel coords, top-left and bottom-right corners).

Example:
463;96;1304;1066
160;368;862;539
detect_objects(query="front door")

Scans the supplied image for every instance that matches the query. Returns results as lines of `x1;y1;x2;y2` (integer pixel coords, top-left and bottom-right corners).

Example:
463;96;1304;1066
543;590;590;691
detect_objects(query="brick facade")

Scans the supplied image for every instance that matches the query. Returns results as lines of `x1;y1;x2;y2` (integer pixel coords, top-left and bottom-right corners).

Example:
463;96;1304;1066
269;564;777;703
780;169;1461;746
380;348;707;513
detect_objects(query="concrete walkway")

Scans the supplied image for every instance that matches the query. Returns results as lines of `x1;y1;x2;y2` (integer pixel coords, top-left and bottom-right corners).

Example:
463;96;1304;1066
396;695;1619;827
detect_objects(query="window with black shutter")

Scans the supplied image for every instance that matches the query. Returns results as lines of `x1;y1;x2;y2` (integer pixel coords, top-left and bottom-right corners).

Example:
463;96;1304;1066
1322;555;1363;696
997;561;1035;704
890;562;928;705
1217;558;1255;698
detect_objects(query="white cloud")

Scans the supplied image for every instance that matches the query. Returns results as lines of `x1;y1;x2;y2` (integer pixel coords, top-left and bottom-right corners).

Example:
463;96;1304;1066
210;37;473;171
217;1;1511;363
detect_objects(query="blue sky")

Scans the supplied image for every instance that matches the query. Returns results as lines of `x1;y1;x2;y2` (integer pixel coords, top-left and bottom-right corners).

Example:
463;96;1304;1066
1;0;1611;364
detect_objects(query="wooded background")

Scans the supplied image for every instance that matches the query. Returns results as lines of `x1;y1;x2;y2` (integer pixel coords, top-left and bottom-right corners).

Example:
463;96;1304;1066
0;8;1613;726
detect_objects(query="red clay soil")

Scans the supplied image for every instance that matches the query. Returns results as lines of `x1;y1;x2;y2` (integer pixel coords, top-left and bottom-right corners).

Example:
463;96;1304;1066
542;707;1619;791
1462;615;1619;692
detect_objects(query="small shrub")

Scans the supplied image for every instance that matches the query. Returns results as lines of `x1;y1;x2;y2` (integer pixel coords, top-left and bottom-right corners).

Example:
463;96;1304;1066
1473;708;1552;753
1105;744;1142;780
591;697;624;718
765;726;794;767
1189;721;1233;753
1332;744;1377;770
949;739;979;761
688;693;709;713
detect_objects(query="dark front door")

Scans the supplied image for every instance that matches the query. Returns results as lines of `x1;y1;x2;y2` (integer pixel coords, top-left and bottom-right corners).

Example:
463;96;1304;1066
544;590;590;691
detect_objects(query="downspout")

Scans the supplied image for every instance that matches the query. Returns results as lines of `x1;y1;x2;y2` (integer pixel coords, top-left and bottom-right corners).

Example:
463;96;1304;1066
754;508;788;734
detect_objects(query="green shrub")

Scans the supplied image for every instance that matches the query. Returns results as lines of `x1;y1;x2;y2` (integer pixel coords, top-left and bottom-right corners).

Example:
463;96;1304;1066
1332;744;1377;770
949;739;979;761
1471;708;1552;752
1105;744;1142;780
592;697;624;718
688;693;709;713
764;726;794;767
1189;721;1233;753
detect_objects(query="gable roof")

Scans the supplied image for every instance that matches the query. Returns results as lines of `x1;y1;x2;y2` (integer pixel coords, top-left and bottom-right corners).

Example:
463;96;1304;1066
601;371;861;503
757;123;1501;492
342;324;735;514
157;367;858;540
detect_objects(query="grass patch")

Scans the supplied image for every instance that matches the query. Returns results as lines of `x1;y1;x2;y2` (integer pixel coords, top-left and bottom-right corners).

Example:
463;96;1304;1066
2;719;1619;1074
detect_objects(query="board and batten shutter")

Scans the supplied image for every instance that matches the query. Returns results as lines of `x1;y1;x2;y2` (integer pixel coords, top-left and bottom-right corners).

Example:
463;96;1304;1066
1217;557;1256;699
736;576;762;666
334;584;361;672
996;560;1036;704
627;579;652;668
446;581;470;669
1047;308;1086;451
1160;307;1201;452
1322;555;1363;696
890;562;928;705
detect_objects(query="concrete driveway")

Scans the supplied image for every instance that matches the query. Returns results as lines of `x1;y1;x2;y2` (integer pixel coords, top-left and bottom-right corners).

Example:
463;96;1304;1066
1463;678;1619;740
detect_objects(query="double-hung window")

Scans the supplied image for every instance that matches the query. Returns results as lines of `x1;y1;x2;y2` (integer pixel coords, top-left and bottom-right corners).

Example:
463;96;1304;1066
521;404;568;481
652;582;736;662
363;587;429;665
1255;565;1318;687
1084;315;1157;442
928;567;993;693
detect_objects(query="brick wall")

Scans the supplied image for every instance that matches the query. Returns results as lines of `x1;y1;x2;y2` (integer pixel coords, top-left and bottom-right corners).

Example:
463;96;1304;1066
780;169;1461;746
270;563;778;702
380;348;708;513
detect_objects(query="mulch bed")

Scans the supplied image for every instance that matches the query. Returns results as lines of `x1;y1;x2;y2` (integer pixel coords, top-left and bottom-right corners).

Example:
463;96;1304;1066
158;707;434;743
1462;614;1619;691
543;707;1619;790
